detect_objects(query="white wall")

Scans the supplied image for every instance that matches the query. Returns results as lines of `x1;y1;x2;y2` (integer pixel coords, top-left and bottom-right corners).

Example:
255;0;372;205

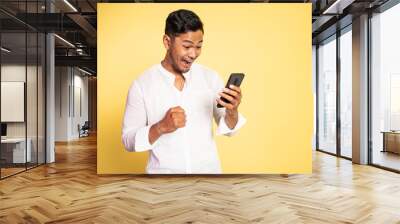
1;82;25;122
1;65;39;137
1;65;26;129
55;67;89;141
72;72;89;138
55;67;70;141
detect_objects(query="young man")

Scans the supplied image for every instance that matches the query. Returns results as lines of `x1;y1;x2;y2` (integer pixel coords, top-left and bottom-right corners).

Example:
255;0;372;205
122;9;246;174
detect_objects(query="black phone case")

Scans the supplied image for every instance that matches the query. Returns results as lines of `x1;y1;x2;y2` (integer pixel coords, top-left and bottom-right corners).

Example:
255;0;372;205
217;73;245;108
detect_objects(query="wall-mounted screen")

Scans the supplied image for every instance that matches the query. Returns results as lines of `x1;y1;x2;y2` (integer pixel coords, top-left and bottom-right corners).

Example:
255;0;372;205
1;81;25;122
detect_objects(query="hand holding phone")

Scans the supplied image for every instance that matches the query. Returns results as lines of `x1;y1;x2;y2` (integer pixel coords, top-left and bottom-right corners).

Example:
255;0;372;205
217;73;245;108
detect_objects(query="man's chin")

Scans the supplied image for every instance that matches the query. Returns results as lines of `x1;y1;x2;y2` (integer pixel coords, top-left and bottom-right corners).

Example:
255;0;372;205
180;66;191;73
173;63;192;74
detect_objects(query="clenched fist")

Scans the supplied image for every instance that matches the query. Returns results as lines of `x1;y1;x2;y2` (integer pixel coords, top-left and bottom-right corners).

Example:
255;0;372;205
157;106;186;134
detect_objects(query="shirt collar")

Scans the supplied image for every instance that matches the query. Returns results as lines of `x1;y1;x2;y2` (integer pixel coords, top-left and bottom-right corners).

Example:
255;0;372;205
158;63;192;85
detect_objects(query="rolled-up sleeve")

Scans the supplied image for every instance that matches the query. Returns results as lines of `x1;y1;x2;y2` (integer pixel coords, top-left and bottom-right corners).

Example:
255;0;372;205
216;112;247;136
122;81;157;152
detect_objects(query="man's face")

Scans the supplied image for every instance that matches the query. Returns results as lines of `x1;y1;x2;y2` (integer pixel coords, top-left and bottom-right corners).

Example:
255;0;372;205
164;30;203;74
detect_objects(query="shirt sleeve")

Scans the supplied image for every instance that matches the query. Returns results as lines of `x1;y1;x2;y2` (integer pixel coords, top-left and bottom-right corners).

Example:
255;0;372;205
212;72;247;136
121;81;157;152
216;112;247;136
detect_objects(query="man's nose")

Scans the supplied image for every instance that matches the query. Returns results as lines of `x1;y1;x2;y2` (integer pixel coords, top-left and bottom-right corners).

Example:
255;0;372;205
188;49;196;60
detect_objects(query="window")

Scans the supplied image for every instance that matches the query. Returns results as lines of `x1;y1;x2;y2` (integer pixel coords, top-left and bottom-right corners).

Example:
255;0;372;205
318;36;337;154
371;2;400;171
339;28;352;158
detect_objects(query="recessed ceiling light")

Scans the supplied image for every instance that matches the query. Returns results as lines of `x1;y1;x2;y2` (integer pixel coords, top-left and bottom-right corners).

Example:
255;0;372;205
77;67;93;76
63;0;78;12
54;34;75;48
323;0;355;15
1;47;11;53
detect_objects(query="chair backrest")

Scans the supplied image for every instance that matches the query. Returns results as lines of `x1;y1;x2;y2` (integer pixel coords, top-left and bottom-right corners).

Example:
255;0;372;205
82;121;90;129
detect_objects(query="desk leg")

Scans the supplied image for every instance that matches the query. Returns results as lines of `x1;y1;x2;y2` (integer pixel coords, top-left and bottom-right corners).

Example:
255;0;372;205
382;133;386;152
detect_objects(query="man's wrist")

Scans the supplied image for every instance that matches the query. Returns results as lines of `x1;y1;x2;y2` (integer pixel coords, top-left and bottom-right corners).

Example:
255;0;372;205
155;122;164;136
224;109;238;130
226;108;238;117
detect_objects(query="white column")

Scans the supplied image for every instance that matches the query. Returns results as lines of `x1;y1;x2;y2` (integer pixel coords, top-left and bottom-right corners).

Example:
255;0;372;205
352;14;369;164
46;33;55;163
45;1;55;163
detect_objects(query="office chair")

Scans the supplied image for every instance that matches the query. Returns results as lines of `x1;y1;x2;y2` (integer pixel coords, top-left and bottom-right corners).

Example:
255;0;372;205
79;121;90;138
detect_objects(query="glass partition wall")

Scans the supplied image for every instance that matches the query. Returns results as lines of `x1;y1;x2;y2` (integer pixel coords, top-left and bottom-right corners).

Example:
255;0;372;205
0;1;46;179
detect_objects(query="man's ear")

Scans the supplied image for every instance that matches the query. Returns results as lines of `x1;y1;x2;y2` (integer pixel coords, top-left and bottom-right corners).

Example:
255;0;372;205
163;34;172;50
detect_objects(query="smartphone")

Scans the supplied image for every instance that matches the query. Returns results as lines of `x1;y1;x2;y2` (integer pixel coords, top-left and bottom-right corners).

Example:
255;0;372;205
217;73;245;108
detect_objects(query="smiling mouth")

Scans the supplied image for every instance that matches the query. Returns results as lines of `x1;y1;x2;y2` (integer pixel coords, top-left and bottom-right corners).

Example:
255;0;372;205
182;59;193;67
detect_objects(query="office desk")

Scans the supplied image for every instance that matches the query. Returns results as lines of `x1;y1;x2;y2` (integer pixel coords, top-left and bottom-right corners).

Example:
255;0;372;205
381;131;400;154
1;138;31;163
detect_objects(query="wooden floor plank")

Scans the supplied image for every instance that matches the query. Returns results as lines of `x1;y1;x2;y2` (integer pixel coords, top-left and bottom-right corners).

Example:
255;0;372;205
1;134;400;223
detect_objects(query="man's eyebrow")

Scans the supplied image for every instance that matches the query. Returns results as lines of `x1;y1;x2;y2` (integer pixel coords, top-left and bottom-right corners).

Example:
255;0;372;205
182;40;203;44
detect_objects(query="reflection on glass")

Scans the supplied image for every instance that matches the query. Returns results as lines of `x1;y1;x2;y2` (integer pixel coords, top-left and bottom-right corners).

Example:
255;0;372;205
38;33;46;165
318;37;337;154
27;31;38;169
371;3;400;171
0;1;46;179
340;29;352;158
390;75;400;130
1;31;27;177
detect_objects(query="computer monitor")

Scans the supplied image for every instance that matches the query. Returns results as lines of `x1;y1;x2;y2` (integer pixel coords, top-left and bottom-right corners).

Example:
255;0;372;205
1;123;7;137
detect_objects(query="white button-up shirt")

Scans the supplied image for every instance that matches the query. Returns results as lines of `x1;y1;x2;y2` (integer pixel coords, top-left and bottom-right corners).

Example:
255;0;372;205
122;63;246;174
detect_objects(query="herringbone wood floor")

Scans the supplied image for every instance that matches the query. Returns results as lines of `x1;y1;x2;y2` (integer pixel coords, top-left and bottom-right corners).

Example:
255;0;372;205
1;134;400;224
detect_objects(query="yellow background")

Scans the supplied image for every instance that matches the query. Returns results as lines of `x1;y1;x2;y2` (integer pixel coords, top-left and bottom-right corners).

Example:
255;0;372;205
97;3;312;174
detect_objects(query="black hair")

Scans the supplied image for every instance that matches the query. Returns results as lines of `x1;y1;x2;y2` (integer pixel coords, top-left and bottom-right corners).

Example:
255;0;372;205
165;9;204;37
